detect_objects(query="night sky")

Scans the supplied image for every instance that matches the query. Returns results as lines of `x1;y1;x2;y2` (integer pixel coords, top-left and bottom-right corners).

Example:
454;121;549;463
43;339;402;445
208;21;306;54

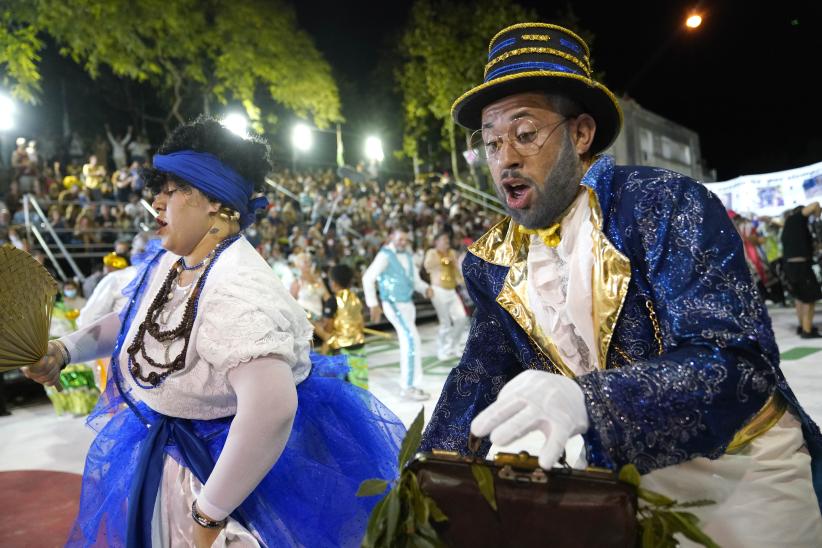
295;0;821;181
7;1;820;182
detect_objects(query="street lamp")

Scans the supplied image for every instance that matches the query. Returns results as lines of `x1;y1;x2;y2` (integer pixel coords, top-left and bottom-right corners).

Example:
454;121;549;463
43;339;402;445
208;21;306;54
291;123;313;172
364;136;384;178
685;14;703;29
0;92;15;168
223;112;248;138
0;93;14;131
364;136;384;163
291;123;313;153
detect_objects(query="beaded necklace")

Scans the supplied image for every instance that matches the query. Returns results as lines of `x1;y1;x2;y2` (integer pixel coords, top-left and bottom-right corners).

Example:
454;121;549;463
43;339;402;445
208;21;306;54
180;252;212;271
126;234;241;388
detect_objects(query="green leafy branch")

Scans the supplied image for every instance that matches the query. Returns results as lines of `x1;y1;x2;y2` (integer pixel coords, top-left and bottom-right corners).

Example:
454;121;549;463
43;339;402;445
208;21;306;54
357;411;716;548
619;465;719;548
357;409;449;548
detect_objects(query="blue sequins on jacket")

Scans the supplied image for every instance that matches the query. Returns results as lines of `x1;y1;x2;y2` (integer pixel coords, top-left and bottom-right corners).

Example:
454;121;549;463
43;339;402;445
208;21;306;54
420;155;822;505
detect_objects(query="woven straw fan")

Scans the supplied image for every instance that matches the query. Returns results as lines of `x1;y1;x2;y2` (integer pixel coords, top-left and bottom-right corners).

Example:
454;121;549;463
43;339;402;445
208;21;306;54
0;245;59;372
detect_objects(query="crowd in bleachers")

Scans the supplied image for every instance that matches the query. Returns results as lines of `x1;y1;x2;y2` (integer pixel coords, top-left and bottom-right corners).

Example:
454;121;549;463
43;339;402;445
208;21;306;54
8;126;821;337
0;129;502;311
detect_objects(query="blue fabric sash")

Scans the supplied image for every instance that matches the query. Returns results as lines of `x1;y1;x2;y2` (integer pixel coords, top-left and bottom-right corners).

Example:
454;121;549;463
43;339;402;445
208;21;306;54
153;150;268;229
126;415;239;547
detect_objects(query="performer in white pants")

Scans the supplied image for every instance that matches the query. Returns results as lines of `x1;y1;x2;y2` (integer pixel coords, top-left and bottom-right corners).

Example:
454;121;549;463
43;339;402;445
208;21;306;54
424;232;469;360
363;228;433;401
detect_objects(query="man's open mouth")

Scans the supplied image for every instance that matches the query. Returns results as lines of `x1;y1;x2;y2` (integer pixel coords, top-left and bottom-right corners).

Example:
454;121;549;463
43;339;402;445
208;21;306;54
502;179;532;209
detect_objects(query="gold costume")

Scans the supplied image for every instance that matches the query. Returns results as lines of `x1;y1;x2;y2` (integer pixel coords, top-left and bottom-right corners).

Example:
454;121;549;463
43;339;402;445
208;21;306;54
327;289;365;350
424;249;462;290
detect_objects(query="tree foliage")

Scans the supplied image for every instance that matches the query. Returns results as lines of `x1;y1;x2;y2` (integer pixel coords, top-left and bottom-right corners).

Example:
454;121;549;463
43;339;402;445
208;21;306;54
395;0;535;176
395;1;602;179
0;0;341;132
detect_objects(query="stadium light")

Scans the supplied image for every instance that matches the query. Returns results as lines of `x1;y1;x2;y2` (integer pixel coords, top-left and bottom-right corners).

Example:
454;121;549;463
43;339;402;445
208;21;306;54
0;93;15;131
365;136;384;163
223;112;248;138
291;123;313;153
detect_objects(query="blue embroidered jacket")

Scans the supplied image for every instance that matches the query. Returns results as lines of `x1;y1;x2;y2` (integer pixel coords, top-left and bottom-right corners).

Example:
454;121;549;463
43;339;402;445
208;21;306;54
420;156;822;503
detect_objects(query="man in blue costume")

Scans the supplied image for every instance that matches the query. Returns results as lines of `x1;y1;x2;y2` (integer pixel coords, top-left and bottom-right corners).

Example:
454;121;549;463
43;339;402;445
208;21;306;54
420;22;822;544
363;228;434;400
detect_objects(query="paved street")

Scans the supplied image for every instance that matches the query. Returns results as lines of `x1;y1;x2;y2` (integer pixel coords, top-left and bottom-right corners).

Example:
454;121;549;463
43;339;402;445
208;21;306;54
1;303;821;474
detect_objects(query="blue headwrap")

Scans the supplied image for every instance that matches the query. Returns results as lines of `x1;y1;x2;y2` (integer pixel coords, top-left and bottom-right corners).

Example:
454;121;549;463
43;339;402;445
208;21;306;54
152;150;269;229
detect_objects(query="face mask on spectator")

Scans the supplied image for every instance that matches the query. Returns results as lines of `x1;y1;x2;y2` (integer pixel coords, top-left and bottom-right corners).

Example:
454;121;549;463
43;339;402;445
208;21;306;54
64;288;77;299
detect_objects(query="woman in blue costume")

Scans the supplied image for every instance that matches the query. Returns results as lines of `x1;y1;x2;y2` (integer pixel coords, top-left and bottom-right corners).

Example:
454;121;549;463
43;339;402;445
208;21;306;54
25;117;405;547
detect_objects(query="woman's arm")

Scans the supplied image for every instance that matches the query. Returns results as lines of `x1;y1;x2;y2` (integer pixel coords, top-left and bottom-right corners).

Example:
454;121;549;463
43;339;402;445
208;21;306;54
59;311;121;363
195;357;298;521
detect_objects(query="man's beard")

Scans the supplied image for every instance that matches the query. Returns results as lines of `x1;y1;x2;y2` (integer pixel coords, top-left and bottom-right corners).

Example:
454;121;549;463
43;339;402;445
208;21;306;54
494;134;583;229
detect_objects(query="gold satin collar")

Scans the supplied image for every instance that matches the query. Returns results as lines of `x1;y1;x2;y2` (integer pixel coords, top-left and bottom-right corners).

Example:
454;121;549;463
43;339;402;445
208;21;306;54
518;224;561;248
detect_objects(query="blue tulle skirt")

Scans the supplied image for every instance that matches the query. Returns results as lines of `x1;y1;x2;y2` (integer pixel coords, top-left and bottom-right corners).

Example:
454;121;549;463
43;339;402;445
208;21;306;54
67;356;405;547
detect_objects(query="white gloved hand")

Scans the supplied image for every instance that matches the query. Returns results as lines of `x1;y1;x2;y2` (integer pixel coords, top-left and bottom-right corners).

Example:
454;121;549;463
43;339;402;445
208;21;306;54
471;369;590;470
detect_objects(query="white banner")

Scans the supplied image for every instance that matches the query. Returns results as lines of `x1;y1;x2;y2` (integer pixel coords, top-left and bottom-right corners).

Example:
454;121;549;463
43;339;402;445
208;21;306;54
704;160;822;217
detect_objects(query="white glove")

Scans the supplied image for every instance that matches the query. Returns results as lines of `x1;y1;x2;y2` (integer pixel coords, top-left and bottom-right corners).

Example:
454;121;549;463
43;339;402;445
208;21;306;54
471;369;590;470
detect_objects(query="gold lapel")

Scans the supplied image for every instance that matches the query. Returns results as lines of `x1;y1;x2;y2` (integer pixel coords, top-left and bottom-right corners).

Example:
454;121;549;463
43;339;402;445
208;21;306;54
468;187;632;376
470;218;575;377
587;188;632;369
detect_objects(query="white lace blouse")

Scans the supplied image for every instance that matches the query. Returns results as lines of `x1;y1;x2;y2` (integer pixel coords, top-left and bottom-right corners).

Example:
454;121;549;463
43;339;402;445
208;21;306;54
118;237;313;419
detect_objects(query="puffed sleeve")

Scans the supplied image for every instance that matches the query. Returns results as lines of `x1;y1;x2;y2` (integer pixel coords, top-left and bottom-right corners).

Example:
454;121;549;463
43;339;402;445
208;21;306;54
196;269;313;376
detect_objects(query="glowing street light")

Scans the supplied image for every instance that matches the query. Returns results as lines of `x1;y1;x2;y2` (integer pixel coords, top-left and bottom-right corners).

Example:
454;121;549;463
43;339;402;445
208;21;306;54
685;14;703;29
365;136;384;163
291;123;313;153
0;93;15;131
223;112;248;137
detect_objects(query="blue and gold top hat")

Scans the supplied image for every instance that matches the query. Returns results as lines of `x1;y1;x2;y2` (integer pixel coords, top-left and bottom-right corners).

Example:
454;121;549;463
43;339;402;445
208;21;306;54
451;23;622;154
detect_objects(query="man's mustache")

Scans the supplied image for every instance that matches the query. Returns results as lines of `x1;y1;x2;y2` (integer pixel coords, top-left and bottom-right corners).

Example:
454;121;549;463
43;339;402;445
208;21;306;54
499;170;536;185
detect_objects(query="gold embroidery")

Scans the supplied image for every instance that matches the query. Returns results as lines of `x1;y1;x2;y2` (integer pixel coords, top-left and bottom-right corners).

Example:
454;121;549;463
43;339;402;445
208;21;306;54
488;23;591;58
521;33;550;42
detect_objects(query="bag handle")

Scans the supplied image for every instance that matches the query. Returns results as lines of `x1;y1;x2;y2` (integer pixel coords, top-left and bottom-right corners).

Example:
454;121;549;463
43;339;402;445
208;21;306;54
468;433;571;471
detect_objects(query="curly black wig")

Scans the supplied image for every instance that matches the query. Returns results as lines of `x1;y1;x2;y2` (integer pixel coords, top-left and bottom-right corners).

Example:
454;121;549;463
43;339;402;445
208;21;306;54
142;116;271;197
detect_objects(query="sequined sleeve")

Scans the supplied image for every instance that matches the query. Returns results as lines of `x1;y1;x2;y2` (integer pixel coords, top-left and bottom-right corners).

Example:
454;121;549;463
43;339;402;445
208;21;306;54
576;171;778;473
420;253;519;455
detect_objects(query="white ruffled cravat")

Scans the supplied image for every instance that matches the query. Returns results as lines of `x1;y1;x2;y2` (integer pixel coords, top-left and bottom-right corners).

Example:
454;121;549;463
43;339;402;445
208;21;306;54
526;190;598;376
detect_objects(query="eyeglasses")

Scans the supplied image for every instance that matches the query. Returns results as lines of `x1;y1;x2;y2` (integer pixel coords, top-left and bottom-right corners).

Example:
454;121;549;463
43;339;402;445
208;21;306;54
469;117;569;161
